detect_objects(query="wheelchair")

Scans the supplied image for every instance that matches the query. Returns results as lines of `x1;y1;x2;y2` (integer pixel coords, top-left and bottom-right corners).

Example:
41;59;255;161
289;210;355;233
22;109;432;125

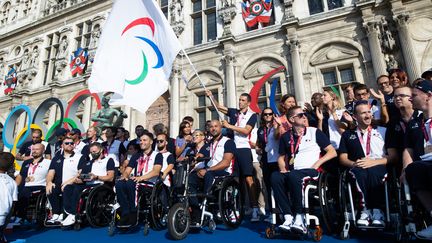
107;177;170;236
167;157;244;240
265;171;341;242
398;181;432;241
72;183;116;230
21;189;50;229
338;168;403;241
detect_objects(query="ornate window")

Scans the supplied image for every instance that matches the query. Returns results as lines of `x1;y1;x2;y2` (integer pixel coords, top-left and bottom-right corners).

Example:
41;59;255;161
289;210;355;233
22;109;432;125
1;1;11;25
308;0;344;15
195;89;219;130
191;0;217;45
43;32;60;85
75;21;93;49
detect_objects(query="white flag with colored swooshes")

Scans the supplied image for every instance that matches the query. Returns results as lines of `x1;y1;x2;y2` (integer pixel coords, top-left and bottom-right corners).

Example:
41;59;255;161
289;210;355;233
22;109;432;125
88;0;182;113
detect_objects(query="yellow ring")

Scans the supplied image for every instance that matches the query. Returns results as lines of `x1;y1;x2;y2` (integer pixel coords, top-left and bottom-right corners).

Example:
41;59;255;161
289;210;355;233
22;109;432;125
12;124;44;171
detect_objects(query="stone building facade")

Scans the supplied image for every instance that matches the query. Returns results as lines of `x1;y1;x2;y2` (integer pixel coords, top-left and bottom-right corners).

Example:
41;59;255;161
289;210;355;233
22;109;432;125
0;0;431;146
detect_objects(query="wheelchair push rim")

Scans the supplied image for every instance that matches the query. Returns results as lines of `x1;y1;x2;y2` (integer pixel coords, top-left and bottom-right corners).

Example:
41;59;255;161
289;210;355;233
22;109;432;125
150;181;171;230
218;178;243;229
85;184;116;227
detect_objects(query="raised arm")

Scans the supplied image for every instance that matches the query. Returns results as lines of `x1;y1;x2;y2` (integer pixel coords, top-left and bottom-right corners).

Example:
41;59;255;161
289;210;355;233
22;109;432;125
205;90;228;115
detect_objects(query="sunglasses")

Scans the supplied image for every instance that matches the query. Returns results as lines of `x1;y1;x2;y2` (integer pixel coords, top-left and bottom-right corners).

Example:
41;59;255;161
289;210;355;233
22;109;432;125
291;112;306;119
157;140;165;143
63;142;74;145
263;113;273;116
393;94;411;99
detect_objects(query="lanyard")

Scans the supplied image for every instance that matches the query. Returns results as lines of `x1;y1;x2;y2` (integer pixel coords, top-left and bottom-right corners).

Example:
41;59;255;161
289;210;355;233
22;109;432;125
210;139;221;161
28;160;40;176
290;130;303;158
264;127;272;144
421;119;432;143
356;126;372;157
236;112;244;126
137;153;150;175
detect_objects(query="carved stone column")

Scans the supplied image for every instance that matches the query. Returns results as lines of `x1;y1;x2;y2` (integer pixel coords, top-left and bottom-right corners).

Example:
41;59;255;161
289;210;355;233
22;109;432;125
364;21;387;77
289;39;306;105
218;3;236;37
223;49;237;108
394;13;420;81
283;0;294;21
169;62;181;138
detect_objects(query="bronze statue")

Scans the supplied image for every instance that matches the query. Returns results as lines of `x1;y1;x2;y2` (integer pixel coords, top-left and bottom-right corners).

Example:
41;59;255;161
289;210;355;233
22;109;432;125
91;94;128;129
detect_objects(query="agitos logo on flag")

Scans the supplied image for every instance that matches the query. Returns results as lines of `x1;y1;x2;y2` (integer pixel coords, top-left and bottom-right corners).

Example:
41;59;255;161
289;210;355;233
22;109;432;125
88;0;182;113
121;18;163;85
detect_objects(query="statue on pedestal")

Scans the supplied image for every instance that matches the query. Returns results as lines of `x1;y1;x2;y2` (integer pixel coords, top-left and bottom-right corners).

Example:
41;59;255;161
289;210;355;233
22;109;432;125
91;94;128;129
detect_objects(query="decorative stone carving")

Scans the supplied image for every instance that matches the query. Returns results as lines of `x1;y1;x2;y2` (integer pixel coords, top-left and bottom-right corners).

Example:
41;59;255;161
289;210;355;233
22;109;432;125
394;13;409;27
385;54;399;70
169;0;185;36
379;18;396;53
283;0;294;20
89;25;101;50
30;46;39;69
218;0;236;36
187;71;222;90
243;58;282;79
364;21;380;35
310;44;360;65
56;36;69;59
19;49;31;72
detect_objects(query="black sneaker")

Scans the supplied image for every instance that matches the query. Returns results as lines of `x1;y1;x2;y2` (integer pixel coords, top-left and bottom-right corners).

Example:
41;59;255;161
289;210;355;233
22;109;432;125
118;214;130;227
128;212;137;226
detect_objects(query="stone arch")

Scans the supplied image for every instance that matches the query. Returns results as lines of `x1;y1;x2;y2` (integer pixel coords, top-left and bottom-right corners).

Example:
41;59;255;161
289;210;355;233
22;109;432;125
239;53;287;79
187;67;223;90
303;37;368;72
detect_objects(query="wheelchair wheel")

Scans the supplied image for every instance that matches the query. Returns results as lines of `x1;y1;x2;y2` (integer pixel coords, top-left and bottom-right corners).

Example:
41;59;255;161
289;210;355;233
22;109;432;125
218;178;243;229
85;184;116;227
319;172;342;234
150;182;171;230
35;191;48;229
167;202;190;240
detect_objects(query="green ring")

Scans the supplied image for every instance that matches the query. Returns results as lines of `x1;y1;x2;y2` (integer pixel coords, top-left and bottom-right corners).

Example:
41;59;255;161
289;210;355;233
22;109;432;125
45;118;78;141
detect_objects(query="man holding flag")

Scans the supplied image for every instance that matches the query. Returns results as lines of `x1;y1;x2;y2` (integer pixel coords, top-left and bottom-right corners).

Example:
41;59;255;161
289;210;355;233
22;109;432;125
88;0;182;113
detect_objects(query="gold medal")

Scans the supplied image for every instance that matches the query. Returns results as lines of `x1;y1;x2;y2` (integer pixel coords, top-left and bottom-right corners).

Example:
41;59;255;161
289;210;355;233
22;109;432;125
30;176;35;182
289;157;295;165
25;177;30;182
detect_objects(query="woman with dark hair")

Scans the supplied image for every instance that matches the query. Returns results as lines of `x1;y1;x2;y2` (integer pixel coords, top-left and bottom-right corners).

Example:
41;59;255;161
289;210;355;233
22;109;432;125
175;121;193;160
256;107;279;216
275;94;297;138
389;69;409;88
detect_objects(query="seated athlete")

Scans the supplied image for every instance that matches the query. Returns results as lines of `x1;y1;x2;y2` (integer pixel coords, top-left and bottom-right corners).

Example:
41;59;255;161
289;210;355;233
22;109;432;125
339;101;388;227
271;106;336;233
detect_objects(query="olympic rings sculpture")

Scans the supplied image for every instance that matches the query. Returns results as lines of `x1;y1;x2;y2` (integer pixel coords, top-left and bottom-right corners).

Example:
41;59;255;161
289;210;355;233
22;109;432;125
2;89;102;157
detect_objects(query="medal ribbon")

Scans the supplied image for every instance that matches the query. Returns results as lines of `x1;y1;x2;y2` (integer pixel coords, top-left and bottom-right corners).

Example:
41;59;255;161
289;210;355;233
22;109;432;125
290;130;303;160
210;139;221;161
356;126;372;157
137;153;150;176
421;119;432;143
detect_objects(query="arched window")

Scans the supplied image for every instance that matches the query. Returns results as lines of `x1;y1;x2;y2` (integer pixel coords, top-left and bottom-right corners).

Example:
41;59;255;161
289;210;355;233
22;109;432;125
1;2;11;25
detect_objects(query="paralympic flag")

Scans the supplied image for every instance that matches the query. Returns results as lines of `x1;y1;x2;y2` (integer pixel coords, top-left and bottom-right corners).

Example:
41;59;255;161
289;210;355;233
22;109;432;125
88;0;182;113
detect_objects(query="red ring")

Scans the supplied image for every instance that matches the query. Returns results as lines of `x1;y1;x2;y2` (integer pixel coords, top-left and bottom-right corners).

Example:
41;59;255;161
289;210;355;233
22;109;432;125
65;89;102;128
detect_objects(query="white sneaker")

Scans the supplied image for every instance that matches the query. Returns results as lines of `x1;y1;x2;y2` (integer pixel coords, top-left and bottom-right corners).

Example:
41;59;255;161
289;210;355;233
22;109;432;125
279;214;293;231
259;207;266;216
47;214;61;224
371;209;385;227
417;225;432;240
251;208;260;222
357;209;371;226
61;214;75;226
290;214;307;234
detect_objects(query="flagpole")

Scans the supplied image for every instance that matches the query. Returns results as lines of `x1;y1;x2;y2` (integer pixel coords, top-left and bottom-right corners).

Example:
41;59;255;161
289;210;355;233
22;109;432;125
180;49;224;120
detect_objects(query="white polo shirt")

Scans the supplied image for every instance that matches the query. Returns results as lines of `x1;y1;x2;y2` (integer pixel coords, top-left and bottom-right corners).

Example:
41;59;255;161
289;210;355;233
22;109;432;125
21;158;51;187
208;136;236;174
62;154;83;184
0;173;18;226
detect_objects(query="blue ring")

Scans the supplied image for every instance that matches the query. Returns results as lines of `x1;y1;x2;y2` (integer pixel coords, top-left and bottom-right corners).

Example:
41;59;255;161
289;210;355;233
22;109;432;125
2;105;33;149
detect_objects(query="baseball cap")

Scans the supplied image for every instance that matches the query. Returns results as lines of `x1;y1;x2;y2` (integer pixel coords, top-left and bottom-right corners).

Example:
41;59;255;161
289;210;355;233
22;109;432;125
421;68;432;79
55;127;70;136
414;79;432;93
69;128;82;136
